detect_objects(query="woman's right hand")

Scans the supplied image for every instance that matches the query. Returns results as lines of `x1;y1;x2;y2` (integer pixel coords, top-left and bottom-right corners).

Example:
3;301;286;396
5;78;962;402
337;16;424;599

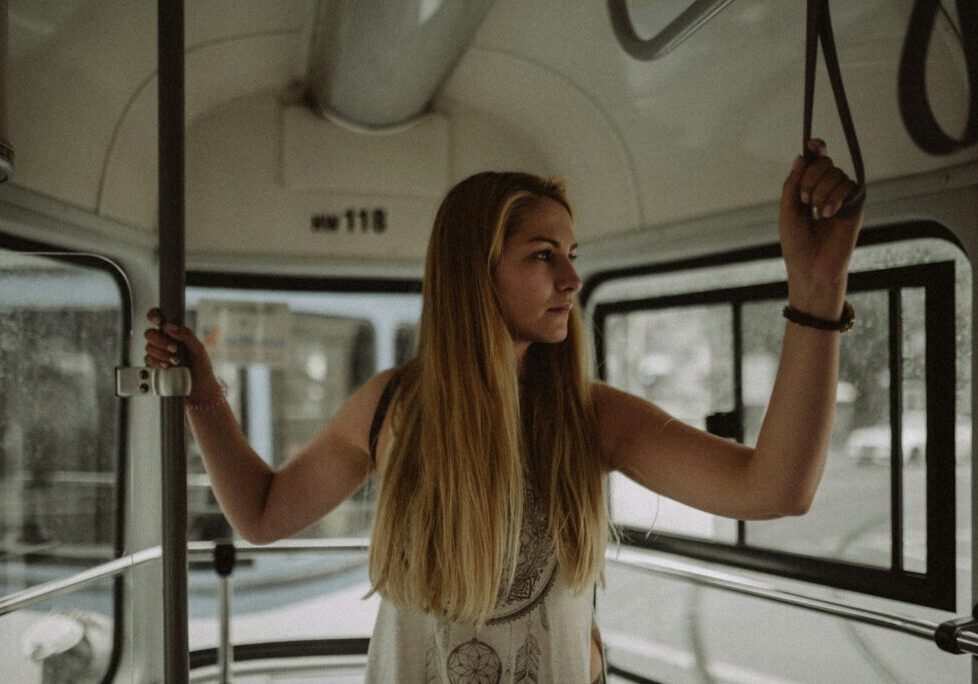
144;308;222;402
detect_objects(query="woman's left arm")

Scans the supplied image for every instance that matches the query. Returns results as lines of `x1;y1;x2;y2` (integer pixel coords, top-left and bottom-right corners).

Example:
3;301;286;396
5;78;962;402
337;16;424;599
597;140;863;520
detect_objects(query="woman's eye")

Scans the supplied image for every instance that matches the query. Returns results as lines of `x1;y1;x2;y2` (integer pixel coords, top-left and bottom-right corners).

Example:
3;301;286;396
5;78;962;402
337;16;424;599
533;251;553;261
569;252;579;262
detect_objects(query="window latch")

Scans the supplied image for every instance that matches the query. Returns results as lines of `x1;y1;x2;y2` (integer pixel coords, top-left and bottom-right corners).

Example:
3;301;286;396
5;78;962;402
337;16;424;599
706;410;742;442
115;367;192;397
935;611;978;654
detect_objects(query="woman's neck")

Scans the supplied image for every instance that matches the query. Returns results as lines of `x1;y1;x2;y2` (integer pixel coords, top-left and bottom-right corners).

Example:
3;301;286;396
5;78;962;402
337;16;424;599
515;341;531;377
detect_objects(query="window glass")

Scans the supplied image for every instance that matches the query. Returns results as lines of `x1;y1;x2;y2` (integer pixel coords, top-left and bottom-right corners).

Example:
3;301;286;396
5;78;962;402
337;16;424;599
185;284;421;650
604;305;737;542
746;290;894;565
0;575;117;682
0;250;124;682
902;287;927;574
588;231;970;607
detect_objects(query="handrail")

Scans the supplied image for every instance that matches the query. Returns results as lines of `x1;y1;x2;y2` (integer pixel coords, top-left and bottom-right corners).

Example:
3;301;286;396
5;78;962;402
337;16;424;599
187;538;370;559
606;547;978;655
0;547;161;617
0;539;371;617
607;0;736;61
4;538;977;657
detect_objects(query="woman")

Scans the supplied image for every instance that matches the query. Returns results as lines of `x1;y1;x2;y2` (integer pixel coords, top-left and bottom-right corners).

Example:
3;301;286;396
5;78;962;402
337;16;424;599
145;139;861;682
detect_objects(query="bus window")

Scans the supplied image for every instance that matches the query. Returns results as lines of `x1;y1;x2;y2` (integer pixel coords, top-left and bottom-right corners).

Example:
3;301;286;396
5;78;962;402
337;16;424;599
604;303;738;543
184;277;421;653
589;224;970;611
0;248;127;683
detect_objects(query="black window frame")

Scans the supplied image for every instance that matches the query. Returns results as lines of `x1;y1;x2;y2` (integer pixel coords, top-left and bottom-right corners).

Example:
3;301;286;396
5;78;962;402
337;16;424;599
0;231;132;683
584;221;965;611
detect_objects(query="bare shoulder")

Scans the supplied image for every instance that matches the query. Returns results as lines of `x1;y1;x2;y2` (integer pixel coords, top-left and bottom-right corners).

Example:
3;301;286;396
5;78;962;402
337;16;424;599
257;368;404;541
591;380;673;424
591;380;674;469
280;367;402;478
326;367;402;454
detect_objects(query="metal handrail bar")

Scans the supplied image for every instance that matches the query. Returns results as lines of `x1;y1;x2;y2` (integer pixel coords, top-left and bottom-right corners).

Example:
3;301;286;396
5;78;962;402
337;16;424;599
190;654;367;683
5;538;976;655
0;539;372;617
607;547;978;654
186;538;370;560
0;546;161;617
607;0;737;61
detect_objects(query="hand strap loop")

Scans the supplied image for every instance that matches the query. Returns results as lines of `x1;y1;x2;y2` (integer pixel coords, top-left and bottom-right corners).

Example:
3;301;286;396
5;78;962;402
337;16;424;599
898;0;978;155
804;0;866;218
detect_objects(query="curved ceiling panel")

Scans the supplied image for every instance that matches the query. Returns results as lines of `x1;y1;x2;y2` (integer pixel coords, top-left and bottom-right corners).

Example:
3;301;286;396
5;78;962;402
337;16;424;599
441;47;642;241
4;0;976;246
99;33;303;229
468;0;977;232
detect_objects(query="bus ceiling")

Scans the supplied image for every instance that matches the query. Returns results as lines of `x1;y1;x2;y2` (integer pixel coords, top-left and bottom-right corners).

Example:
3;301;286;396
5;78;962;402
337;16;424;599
303;0;494;131
609;0;978;160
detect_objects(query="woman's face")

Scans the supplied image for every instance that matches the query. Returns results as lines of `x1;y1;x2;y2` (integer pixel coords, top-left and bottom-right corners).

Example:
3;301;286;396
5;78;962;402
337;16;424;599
493;196;582;359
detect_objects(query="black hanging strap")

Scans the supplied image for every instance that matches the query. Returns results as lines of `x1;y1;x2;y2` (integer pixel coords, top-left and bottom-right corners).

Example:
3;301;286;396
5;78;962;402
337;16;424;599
803;0;866;218
898;0;978;155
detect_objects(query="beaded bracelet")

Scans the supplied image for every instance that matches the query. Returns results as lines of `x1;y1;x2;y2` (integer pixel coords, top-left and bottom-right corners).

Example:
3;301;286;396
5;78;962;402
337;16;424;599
782;301;855;333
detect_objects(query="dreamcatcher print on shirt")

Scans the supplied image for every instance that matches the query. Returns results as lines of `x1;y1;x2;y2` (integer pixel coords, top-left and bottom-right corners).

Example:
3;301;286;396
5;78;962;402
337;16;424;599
489;485;558;625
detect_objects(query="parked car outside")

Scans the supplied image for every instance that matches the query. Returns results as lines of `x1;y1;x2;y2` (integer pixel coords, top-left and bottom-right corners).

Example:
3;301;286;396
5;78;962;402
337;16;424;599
844;411;971;466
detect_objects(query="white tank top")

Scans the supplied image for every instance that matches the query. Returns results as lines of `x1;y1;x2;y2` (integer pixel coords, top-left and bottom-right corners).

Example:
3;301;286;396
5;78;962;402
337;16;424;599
365;488;597;683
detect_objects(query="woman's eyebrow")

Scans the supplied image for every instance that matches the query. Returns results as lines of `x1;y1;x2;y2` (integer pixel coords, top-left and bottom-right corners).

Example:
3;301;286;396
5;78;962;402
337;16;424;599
525;236;579;250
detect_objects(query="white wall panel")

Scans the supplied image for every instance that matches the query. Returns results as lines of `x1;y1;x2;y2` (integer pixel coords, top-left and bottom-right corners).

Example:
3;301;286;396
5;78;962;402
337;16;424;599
282;106;449;198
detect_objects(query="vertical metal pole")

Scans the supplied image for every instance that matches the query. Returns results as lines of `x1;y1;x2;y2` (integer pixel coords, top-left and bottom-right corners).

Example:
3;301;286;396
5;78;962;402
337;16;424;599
214;542;237;684
0;0;16;183
218;576;231;683
158;1;188;682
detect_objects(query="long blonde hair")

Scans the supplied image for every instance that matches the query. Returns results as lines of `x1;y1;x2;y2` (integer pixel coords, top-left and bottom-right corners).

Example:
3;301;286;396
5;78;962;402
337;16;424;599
368;172;608;626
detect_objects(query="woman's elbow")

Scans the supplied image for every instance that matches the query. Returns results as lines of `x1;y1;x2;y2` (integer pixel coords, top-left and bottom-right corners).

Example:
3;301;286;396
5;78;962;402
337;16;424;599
780;498;813;517
233;517;282;545
774;489;816;517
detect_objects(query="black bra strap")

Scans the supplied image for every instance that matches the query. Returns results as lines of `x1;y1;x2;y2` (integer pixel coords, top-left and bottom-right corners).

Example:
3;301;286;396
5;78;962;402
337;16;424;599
369;370;401;466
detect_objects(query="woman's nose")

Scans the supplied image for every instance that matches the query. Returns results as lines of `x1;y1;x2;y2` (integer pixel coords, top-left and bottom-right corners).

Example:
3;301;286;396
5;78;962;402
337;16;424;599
558;259;582;293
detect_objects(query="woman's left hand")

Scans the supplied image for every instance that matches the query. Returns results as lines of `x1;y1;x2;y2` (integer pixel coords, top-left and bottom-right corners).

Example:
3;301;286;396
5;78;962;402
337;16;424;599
779;139;863;319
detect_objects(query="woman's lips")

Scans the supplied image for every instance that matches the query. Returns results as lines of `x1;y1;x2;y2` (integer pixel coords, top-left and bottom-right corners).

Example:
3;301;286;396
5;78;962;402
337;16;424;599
547;304;573;313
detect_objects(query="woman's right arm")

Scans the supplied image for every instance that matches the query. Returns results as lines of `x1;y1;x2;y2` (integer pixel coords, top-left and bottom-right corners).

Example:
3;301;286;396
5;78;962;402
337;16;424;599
144;309;391;544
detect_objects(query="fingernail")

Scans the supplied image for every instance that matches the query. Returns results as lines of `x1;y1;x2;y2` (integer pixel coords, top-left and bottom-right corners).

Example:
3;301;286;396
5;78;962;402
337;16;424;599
167;344;178;353
160;362;169;369
801;191;809;204
812;205;821;220
169;356;180;365
823;203;836;219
